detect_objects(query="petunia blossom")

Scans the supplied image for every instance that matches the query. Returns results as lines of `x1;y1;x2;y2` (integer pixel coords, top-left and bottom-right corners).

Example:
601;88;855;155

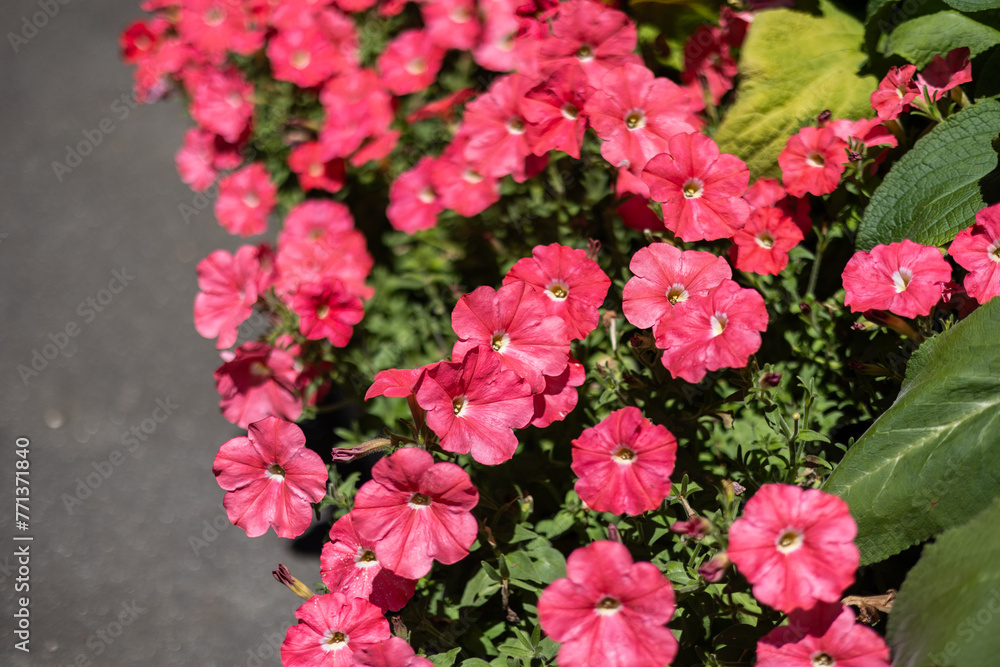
778;126;847;198
949;203;1000;304
189;66;255;144
289;141;346;193
531;358;586;428
377;29;445;95
654;279;768;383
756;603;891;667
842;239;951;318
571;407;677;515
642;131;751;242
320;514;416;612
870;64;919;121
213;417;327;539
503;243;612;340
521;65;593;159
288;279;365;346
415;347;535;465
538;540;678;667
281;592;390;667
351;447;479;580
194;245;263;349
586;63;700;174
538;0;642;86
916;47;972;102
728;484;859;613
431;138;501;217
729;206;804;276
214;162;277;237
460;74;537;182
451;282;570;392
622;243;732;330
387;157;443;234
214;342;304;428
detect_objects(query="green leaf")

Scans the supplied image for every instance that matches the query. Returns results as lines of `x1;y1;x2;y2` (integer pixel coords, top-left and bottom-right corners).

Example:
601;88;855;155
887;497;1000;666
823;299;1000;564
429;647;463;667
460;660;494;667
856;98;1000;251
942;0;1000;10
886;11;1000;68
715;0;877;179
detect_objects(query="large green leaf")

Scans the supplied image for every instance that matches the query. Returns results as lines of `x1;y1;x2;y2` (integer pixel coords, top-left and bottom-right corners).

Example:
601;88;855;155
855;98;1000;251
887;497;1000;666
715;0;877;179
823;299;1000;565
886;11;1000;68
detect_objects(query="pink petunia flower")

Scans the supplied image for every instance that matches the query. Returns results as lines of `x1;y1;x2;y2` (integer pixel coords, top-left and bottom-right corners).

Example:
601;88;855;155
538;540;678;667
916;47;972;102
756;602;891;667
521;65;593;159
214;162;277;237
778;126;848;198
729;206;804;276
642;131;751;242
351;447;479;580
194;245;263;349
319;68;393;160
288;280;365;346
842;239;952;318
281;592;390;667
190;66;255;144
175;127;242;192
431;138;502;218
354;637;434;667
538;0;642;86
744;177;812;236
214;342;304;428
275;200;373;301
213;417;327;538
586;63;700;175
531;358;586;428
461;74;538;182
654;279;768;383
622;243;732;330
351;130;401;167
365;368;422;401
268;24;352;88
949;203;1000;304
421;0;480;51
571;407;677;515
320;514;416;612
415;347;535;465
870;65;919;121
387;157;443;234
119;19;163;64
451;282;570;392
289;141;346;193
728;484;859;613
503;243;612;340
177;0;264;62
377;30;446;96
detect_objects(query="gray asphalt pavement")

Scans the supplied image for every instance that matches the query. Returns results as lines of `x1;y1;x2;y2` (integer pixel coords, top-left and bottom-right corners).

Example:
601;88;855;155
1;2;320;664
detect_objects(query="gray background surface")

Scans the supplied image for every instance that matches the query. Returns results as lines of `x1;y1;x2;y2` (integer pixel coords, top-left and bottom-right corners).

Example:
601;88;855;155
1;1;320;664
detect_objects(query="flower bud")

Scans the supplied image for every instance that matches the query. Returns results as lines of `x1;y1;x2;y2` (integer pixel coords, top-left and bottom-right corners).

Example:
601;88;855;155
273;564;314;601
698;552;731;582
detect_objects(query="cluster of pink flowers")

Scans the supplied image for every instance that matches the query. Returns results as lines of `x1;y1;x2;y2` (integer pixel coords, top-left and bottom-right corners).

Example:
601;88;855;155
124;0;985;664
842;203;1000;319
728;484;890;666
198;199;374;428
